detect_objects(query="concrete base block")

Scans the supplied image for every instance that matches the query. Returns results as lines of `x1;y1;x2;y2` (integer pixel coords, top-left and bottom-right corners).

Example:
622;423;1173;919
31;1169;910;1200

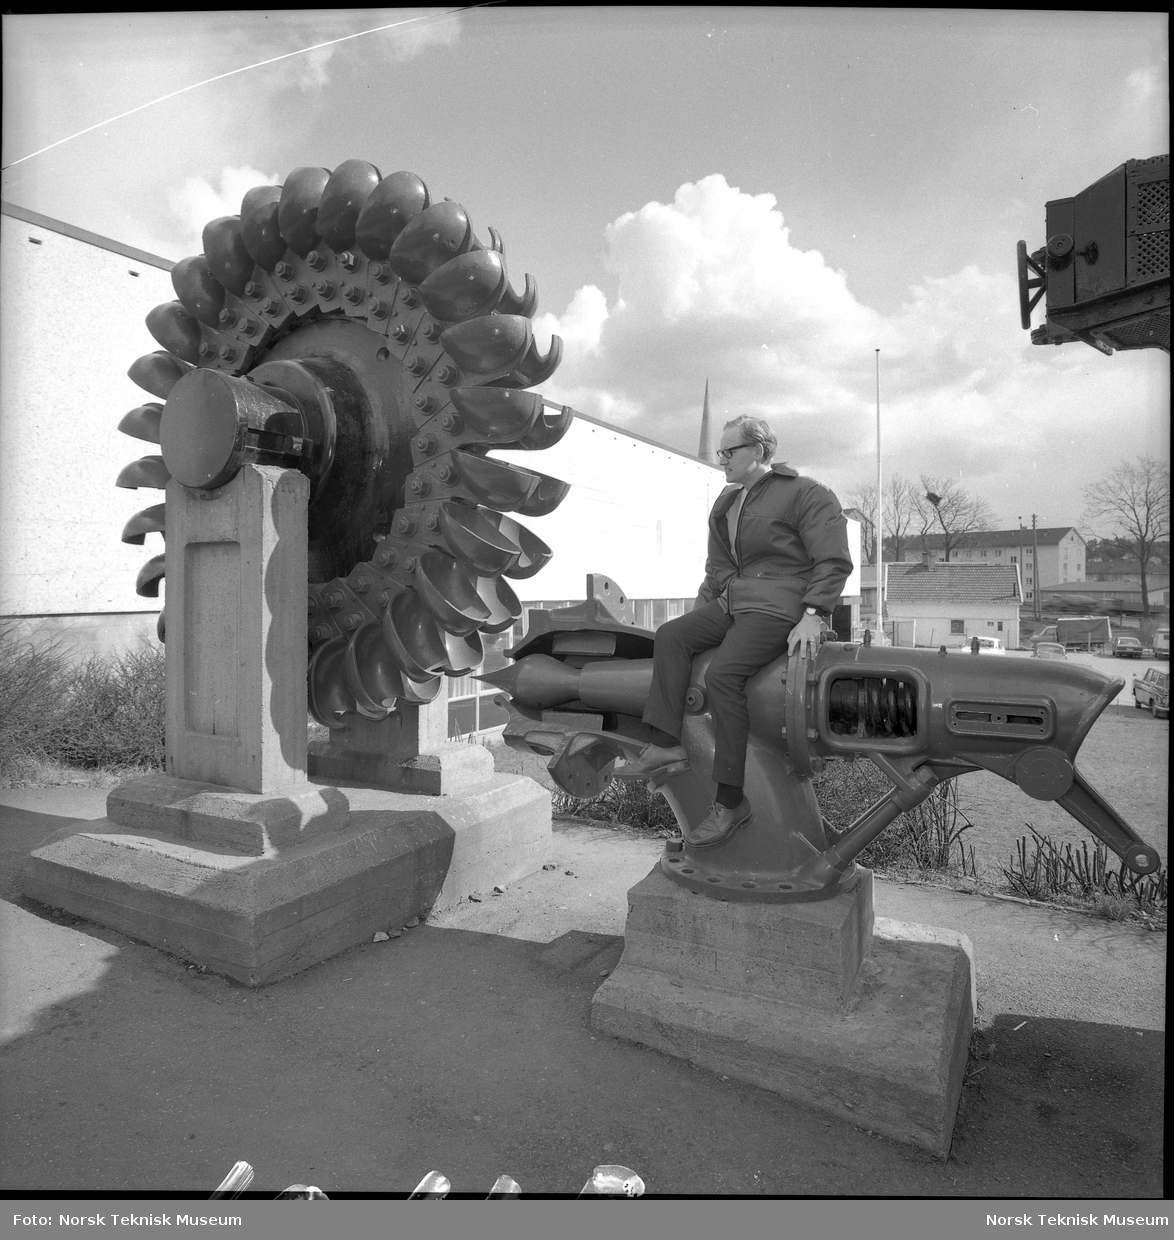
591;868;974;1156
23;774;551;987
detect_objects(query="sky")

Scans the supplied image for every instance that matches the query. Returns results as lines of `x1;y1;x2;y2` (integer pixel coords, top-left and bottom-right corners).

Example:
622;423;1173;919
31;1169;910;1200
2;7;1169;535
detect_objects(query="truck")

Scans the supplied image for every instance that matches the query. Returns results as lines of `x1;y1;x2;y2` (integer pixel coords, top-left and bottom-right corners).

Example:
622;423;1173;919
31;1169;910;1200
1030;616;1113;652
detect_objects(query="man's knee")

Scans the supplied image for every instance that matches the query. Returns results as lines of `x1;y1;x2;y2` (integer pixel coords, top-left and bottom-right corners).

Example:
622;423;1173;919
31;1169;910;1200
704;659;750;701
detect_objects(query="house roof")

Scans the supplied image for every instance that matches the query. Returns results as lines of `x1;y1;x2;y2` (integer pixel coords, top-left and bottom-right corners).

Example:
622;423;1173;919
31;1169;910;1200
2;200;174;271
914;527;1082;550
885;562;1022;605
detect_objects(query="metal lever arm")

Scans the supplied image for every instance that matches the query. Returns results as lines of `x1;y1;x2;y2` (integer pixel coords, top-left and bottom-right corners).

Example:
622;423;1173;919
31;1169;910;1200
1058;770;1162;875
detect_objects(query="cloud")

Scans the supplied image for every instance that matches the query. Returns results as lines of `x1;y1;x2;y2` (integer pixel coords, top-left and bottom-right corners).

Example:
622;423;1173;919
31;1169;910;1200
228;8;464;94
537;174;1168;525
167;165;282;252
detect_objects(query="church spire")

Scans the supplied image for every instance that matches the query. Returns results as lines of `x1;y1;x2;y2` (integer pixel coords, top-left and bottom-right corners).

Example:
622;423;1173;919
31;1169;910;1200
698;378;714;462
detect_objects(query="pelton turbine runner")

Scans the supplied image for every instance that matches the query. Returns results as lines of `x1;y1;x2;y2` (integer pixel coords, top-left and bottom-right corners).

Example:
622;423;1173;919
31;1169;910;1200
116;160;571;725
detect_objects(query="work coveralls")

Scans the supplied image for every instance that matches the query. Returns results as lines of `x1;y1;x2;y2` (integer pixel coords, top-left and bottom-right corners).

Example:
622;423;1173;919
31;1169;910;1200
641;462;853;787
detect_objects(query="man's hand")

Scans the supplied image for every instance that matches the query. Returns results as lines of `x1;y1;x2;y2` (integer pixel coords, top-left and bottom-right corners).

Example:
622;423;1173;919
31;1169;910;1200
787;612;824;659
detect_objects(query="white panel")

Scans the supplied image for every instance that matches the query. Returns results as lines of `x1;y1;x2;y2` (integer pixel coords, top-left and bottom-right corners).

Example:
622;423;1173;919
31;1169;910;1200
0;216;175;615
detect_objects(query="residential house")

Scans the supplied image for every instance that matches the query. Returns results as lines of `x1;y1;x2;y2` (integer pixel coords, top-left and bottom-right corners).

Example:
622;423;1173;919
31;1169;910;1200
885;555;1022;649
903;527;1085;608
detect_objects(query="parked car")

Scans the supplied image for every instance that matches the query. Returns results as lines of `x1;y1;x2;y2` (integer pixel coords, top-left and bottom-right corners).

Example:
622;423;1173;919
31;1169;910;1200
1155;629;1170;660
1028;626;1059;647
1132;668;1169;718
1111;635;1145;658
1032;642;1067;661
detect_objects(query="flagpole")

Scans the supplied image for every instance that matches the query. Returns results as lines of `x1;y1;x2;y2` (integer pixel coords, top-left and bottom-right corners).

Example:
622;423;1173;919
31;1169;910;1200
875;349;883;638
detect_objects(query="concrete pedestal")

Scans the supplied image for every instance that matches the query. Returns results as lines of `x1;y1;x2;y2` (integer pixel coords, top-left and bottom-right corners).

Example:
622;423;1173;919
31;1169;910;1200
591;867;974;1156
24;769;551;987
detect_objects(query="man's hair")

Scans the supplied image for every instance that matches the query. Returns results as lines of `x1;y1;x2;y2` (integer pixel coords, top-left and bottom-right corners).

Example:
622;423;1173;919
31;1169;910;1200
723;415;777;461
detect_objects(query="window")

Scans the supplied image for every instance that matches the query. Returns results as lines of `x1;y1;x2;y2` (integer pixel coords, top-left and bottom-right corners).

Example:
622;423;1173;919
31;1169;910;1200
950;620;965;634
997;621;1004;631
981;549;988;557
1011;555;1017;563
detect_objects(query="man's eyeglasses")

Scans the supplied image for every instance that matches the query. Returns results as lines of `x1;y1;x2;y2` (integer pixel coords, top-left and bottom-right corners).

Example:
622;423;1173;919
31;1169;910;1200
716;442;758;463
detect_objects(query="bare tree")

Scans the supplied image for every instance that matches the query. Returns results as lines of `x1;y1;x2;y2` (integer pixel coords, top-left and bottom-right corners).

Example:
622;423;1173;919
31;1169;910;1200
846;475;922;565
914;476;997;562
1082;455;1171;617
884;475;921;563
845;484;878;563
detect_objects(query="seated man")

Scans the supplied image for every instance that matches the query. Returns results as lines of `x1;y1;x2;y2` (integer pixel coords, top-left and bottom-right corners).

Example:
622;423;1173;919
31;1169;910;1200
622;415;853;847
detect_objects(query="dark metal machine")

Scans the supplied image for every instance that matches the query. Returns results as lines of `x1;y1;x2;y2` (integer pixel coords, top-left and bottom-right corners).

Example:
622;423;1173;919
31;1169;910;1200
484;588;1162;902
1018;154;1169;354
116;160;571;725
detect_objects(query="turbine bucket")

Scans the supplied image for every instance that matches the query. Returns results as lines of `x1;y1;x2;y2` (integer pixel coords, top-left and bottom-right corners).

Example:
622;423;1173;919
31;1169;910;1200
415;549;492;635
396;671;443;705
317;159;382;252
419;249;507;322
116;456;171;489
354;171;430;259
513;471;570;517
278;166;332;257
381;588;449;680
447;387;544;444
498;271;538;318
484;512;552;579
438;502;523;575
388;201;473;284
512;401;574;451
119;403;164;444
440;315;532;375
441;629;484;676
448;452;539;510
128;351;193;400
201;217;255;297
240;185;286;270
309;637;355;728
343;623;398;719
171;255;225;326
509;334;563;387
135;554;166;598
146;301;203;365
121;503;166;544
475;575;523;633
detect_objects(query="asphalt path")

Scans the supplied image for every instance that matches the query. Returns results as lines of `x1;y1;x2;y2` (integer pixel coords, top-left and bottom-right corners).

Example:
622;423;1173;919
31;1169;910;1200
0;781;1164;1199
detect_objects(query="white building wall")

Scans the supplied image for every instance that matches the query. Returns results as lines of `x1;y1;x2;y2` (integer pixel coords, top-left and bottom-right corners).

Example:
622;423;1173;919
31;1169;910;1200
883;602;1021;650
496;420;861;606
0;208;174;622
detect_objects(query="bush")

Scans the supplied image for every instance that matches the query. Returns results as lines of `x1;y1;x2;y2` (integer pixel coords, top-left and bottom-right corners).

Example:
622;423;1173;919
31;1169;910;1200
1002;825;1167;923
814;758;977;877
0;626;71;763
0;629;166;779
552;776;680;837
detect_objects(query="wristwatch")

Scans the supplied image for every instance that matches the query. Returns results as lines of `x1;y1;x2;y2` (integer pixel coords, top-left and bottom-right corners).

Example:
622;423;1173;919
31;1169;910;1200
804;607;818;617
